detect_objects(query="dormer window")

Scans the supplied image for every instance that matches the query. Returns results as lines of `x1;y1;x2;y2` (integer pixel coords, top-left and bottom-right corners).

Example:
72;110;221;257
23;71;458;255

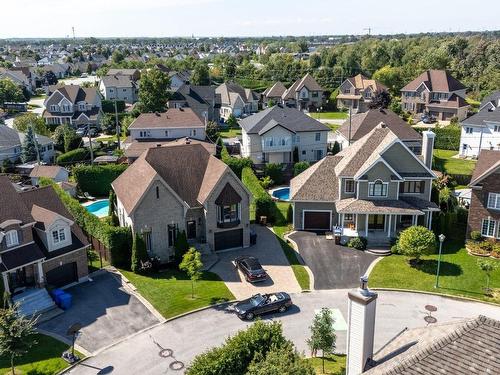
52;228;66;244
369;180;388;197
5;230;19;247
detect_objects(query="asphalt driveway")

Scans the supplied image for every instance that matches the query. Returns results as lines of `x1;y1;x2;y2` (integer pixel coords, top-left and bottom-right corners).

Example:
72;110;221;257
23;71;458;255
38;271;159;353
289;231;377;289
211;225;301;299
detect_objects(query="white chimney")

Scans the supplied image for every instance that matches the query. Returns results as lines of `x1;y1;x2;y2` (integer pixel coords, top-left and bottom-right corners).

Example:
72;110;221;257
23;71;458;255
421;130;435;169
346;276;378;375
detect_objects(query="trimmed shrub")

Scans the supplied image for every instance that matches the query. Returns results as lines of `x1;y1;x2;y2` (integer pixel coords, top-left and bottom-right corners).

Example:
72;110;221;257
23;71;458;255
242;167;275;222
56;148;90;165
398;226;436;262
293;161;310;176
264;163;283;185
73;164;128;196
286;204;293;224
347;237;367;250
174;230;189;264
259;176;273;189
470;230;482;241
131;233;149;273
433;124;461;151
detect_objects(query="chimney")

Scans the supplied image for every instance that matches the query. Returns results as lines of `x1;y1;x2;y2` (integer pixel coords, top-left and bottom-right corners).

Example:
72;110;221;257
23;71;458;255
421;130;435;169
346;276;378;375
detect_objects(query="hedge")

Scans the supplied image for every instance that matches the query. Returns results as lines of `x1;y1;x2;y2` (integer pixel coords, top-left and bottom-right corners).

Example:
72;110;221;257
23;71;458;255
242;167;274;222
102;99;126;113
73;164;128;197
56;148;90;165
39;178;132;268
264;163;283;185
415;125;461;151
221;145;252;178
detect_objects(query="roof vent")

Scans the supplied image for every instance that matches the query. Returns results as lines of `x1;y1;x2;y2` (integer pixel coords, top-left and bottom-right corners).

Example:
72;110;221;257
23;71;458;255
179;107;184;111
379;122;387;128
185;137;191;144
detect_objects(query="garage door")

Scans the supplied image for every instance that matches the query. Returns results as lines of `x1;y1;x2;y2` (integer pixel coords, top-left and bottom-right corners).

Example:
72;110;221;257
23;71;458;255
303;211;331;231
214;229;243;251
45;262;78;288
443;112;454;120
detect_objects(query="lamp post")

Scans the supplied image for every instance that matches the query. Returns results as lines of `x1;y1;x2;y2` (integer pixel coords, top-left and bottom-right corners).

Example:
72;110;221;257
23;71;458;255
435;234;446;288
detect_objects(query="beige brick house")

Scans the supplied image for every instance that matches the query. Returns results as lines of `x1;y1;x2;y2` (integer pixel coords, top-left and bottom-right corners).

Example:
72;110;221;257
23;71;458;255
112;143;251;260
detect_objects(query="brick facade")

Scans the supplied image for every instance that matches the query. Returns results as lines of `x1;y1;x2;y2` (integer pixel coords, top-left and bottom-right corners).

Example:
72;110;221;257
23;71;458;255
467;171;500;238
42;247;89;282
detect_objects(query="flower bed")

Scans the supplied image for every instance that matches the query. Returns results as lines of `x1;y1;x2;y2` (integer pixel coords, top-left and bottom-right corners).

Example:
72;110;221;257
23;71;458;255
466;239;500;259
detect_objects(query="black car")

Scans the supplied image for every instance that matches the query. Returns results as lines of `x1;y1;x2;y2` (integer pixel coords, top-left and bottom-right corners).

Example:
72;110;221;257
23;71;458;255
234;292;292;320
234;256;268;283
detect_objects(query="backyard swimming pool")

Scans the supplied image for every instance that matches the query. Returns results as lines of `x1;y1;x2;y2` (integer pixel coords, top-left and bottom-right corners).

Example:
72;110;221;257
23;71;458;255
271;187;290;201
84;199;110;218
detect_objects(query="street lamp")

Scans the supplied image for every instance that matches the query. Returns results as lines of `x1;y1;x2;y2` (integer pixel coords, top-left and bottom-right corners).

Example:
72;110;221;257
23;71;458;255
434;234;446;288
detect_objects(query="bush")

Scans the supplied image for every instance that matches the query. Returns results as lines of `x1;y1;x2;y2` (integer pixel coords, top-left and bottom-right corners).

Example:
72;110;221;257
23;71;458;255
259;176;273;189
264;163;283;185
56;148;90;165
174;230;189;264
286;204;293;224
293;161;310;176
225;114;238;127
73;164;128;196
433;124;461;151
470;230;482;241
347;237;367;250
102;99;126;113
398;226;436;262
242;167;275;222
221;145;252;179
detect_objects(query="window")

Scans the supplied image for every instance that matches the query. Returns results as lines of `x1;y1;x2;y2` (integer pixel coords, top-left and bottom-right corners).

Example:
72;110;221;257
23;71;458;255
315;132;321;142
481;219;496;237
217;204;239;223
143;231;152;253
368;180;388;197
312;92;318;98
344;214;354;221
5;230;19;247
400;181;424;194
165;130;169;137
315;150;323;160
139;130;151;138
191;129;197;137
345;179;355;193
487;193;500;210
52;228;66;244
62;105;72;112
494;125;500;132
78;104;85;111
465;127;473;134
302;150;306;155
49;105;59;112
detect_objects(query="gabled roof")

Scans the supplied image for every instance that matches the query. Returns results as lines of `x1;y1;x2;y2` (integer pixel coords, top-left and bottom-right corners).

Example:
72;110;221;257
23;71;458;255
469;149;500;186
257;119;296;136
282;73;323;100
101;75;134;88
216;82;258;105
480;90;500;110
45;85;98;107
0;125;21;150
345;74;388;93
338;109;421;143
401;70;466;92
107;68;140;77
461;104;500;127
29;165;67;179
239;105;329;134
263;82;286;98
31;204;73;230
128;108;204;129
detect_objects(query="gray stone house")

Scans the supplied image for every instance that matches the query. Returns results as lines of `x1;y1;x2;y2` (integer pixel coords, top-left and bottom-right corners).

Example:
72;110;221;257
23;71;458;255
112;143;251;260
290;124;439;247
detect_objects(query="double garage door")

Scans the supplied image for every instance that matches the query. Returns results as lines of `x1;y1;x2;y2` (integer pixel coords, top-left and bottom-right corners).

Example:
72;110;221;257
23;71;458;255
45;262;78;288
214;229;243;251
303;211;331;231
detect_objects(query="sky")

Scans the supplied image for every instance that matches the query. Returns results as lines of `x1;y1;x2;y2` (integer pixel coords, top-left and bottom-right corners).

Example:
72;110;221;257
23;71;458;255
1;0;499;38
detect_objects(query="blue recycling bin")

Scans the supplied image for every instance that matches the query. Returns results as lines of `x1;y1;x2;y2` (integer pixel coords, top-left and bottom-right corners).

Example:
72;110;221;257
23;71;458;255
51;289;65;306
59;293;72;310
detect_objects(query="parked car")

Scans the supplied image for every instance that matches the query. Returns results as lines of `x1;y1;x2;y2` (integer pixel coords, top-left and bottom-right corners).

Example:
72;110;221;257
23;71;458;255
234;256;268;283
80;73;88;78
420;113;436;124
234;292;292;320
76;127;98;137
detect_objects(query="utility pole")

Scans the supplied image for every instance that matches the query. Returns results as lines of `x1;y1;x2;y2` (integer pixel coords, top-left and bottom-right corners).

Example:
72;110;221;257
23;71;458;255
348;106;352;146
72;26;75;41
363;27;371;36
114;100;121;150
87;123;94;165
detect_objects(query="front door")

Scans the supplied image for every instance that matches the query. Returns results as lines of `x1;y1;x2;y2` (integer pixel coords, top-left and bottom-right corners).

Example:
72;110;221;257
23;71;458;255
368;215;385;230
186;220;196;240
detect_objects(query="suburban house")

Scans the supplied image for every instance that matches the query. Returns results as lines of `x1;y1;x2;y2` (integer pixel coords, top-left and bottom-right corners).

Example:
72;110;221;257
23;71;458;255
128;108;206;142
281;73;324;111
336;74;388;114
239;105;330;164
0;68;33;94
0;177;89;314
29;165;69;186
0;126;55;164
99;74;138;104
290;125;439;247
106;68;141;81
330;108;422;154
216;82;259;120
262;82;287;107
112;143;251;258
459;91;500;157
401;70;469;121
42;85;103;129
466;150;500;239
168;70;191;91
168;84;221;123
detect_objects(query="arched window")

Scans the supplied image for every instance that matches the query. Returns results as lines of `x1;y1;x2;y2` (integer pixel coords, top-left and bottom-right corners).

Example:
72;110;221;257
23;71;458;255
5;230;19;247
369;179;388;197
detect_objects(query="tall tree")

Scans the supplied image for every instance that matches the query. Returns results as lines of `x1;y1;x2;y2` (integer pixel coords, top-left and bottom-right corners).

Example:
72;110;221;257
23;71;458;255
137;68;170;113
21;126;41;163
191;62;210;85
14;113;50;136
179;247;203;298
307;308;336;374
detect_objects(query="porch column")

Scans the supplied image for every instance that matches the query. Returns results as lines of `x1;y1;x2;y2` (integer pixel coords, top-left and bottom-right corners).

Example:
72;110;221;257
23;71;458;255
365;214;369;237
387;214;392;238
37;262;44;284
428;212;433;230
341;214;344;228
2;273;9;294
412;215;416;226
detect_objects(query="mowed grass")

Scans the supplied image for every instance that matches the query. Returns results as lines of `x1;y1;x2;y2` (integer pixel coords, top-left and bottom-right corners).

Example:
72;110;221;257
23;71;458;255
120;268;235;319
370;241;500;304
218;127;241;138
306;354;346;375
309;112;348;120
0;334;81;375
433;149;476;176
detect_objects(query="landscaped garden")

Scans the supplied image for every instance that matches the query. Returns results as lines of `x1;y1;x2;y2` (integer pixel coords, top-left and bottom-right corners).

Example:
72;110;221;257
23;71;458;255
309;111;348;120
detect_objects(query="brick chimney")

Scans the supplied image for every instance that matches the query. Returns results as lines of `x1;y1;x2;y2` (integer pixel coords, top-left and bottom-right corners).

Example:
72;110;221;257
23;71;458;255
346;276;378;375
421;130;435;169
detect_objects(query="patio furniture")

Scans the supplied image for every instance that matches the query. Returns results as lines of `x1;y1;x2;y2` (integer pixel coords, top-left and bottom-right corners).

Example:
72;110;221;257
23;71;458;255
84;192;96;200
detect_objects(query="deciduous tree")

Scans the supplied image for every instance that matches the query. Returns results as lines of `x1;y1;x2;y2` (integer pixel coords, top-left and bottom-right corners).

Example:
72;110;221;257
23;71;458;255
398;226;436;263
307;307;336;374
137;68;170;113
179;248;203;298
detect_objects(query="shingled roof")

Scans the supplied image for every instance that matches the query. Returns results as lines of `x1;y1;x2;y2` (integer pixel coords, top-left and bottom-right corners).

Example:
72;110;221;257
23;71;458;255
128;108;204;129
346;74;388;93
401;70;466;92
282;73;323;100
469;149;500;186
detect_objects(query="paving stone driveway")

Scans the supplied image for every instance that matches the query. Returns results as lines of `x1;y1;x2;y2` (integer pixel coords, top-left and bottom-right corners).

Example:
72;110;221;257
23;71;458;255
211;225;301;299
289;231;378;290
38;271;159;353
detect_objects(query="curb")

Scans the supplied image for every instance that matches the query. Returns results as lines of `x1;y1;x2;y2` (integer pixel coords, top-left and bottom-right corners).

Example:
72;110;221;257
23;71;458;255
36;328;92;358
371;288;500;307
364;257;384;278
284;232;315;292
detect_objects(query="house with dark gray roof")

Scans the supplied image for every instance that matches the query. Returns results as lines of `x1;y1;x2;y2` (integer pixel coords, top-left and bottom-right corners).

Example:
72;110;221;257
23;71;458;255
459;91;500;157
168;84;221;123
0;125;55;164
281;73;324;111
42;85;103;129
239;105;330;164
99;74;138;104
112;143;251;258
290;124;438;247
216;82;259;120
262;82;286;107
0;177;89;315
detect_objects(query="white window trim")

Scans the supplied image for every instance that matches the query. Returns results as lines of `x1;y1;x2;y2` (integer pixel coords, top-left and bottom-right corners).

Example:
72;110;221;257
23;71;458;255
487;193;500;210
5;230;19;248
344;179;355;194
368;180;389;197
481;218;497;238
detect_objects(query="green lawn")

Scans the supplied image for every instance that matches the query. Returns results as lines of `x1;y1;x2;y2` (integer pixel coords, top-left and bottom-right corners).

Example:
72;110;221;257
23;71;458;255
0;334;82;375
433;149;477;176
120;268;235;319
370;241;500;304
306;354;346;375
87;250;110;273
309;112;348;120
218;127;241;138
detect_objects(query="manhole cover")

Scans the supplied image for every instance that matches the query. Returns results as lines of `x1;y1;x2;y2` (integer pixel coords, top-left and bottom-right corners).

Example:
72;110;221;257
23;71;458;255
424;316;437;324
169;361;185;371
159;348;173;358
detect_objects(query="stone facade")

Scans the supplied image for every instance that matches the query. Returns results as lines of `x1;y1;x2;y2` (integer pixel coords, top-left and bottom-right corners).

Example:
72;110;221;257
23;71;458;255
467;171;500;238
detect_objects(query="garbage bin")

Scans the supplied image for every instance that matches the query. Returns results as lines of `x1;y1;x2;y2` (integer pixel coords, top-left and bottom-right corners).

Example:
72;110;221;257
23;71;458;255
59;293;72;310
51;289;65;306
334;235;341;245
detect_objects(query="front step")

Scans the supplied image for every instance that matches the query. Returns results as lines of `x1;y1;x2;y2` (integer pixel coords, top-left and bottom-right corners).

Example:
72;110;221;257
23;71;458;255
12;289;57;318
